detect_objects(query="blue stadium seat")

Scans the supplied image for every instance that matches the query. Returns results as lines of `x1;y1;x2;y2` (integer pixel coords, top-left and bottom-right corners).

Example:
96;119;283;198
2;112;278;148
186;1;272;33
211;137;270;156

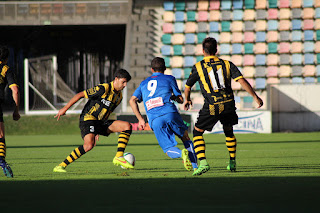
292;77;303;84
255;78;266;89
196;56;203;62
209;22;219;32
164;2;174;11
316;8;320;19
175;11;184;22
233;0;243;9
268;20;278;31
172;68;182;78
208;32;219;42
256;55;266;66
184;68;192;78
233;10;243;20
221;0;232;10
268;0;278;8
292;54;303;65
305;77;315;84
245;0;255;9
174;23;184;33
164;57;170;67
304;31;314;41
244;43;254;54
184;56;195;67
256;32;266;42
292;20;302;30
317;30;320;41
303;0;314;7
221;21;231;32
304;42;314;53
161;45;171;56
185;34;196;44
304;53;314;64
232;43;242;54
292;30;302;41
219;44;231;55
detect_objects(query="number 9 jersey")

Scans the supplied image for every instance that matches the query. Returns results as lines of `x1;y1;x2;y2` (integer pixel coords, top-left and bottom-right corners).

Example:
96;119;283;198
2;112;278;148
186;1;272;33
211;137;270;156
132;72;182;126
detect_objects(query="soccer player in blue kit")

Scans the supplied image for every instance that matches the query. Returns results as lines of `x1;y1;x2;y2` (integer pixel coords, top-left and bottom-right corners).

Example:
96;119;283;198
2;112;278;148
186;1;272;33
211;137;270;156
129;57;198;172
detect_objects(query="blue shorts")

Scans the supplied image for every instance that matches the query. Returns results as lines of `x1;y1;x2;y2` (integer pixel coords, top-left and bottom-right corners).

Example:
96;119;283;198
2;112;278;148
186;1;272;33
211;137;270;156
151;112;188;153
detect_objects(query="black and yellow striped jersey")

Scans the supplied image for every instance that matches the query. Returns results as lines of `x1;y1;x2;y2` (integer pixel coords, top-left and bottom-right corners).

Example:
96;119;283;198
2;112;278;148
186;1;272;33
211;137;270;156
185;56;243;106
0;61;18;101
80;81;122;122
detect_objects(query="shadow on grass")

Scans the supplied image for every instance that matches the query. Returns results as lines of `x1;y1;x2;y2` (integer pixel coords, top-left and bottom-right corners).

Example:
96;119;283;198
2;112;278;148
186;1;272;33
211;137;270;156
1;176;319;212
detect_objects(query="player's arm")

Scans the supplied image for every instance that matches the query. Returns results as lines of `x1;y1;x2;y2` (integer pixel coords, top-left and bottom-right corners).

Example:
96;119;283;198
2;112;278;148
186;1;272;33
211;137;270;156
10;85;20;121
238;78;263;108
183;86;192;111
55;91;85;121
129;96;146;130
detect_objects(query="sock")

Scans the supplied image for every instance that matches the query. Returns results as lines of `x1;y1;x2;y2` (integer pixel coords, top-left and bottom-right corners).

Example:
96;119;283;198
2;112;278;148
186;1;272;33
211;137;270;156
224;129;237;160
59;145;86;168
116;130;132;157
166;147;182;159
0;138;6;161
193;129;206;161
183;140;198;169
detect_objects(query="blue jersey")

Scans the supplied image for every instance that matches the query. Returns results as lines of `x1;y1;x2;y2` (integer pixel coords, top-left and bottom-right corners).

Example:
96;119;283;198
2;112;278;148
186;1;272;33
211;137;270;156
132;72;182;125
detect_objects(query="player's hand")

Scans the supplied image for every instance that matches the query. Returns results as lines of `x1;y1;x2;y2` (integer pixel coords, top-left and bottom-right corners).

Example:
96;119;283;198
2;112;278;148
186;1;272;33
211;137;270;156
138;119;146;130
255;96;263;108
95;134;100;142
13;107;20;121
54;108;66;121
183;100;192;111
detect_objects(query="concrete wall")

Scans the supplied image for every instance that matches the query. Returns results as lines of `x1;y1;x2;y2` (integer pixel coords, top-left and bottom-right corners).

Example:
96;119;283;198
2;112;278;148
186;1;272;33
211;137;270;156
270;84;320;132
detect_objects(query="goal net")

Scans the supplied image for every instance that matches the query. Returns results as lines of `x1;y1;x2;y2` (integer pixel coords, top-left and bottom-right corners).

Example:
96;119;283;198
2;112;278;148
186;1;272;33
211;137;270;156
24;55;85;115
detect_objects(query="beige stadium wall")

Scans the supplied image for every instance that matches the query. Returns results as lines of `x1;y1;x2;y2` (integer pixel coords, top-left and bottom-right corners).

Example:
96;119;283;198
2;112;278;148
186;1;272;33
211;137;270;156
270;84;320;132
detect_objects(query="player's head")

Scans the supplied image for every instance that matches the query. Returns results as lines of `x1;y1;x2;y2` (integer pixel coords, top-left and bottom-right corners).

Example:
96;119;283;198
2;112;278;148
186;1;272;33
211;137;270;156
151;57;166;73
113;69;131;91
202;37;217;56
0;45;9;63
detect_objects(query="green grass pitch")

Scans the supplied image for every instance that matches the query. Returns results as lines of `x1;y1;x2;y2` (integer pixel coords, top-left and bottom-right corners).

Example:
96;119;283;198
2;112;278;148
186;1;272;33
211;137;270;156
1;132;320;212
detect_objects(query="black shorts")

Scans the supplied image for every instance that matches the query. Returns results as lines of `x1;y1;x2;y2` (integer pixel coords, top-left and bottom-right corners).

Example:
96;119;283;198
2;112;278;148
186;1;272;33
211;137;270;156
79;120;115;139
195;107;238;131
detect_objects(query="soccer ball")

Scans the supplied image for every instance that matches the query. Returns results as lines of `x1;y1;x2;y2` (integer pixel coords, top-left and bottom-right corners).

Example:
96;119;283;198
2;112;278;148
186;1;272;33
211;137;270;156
121;152;135;169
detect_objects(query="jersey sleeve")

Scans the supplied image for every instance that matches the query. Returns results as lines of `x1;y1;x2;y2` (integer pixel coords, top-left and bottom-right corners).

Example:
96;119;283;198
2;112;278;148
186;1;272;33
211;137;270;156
170;76;182;96
185;65;199;89
5;66;18;88
84;84;106;99
229;61;243;81
132;84;143;103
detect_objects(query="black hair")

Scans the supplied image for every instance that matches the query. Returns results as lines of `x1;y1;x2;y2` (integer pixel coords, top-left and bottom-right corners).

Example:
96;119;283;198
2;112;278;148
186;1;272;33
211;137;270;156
151;57;166;72
202;37;217;55
114;69;131;82
0;45;9;62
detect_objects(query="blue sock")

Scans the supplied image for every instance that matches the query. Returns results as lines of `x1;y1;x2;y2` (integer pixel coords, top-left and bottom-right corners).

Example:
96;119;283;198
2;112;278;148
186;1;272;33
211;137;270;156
183;140;198;169
166;147;182;159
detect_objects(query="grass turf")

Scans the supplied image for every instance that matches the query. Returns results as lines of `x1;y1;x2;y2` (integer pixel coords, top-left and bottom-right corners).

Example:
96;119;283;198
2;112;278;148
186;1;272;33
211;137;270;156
1;132;320;212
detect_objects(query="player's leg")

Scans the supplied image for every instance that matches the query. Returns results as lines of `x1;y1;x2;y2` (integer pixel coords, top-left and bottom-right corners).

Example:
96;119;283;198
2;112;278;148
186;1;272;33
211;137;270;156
0;121;13;178
192;126;210;176
220;111;238;172
53;122;97;173
107;120;134;169
223;125;237;172
180;130;198;171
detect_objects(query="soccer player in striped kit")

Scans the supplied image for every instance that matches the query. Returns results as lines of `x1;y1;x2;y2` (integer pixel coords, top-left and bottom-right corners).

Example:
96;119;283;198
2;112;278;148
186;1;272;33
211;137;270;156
184;37;263;176
53;69;134;173
0;45;20;178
